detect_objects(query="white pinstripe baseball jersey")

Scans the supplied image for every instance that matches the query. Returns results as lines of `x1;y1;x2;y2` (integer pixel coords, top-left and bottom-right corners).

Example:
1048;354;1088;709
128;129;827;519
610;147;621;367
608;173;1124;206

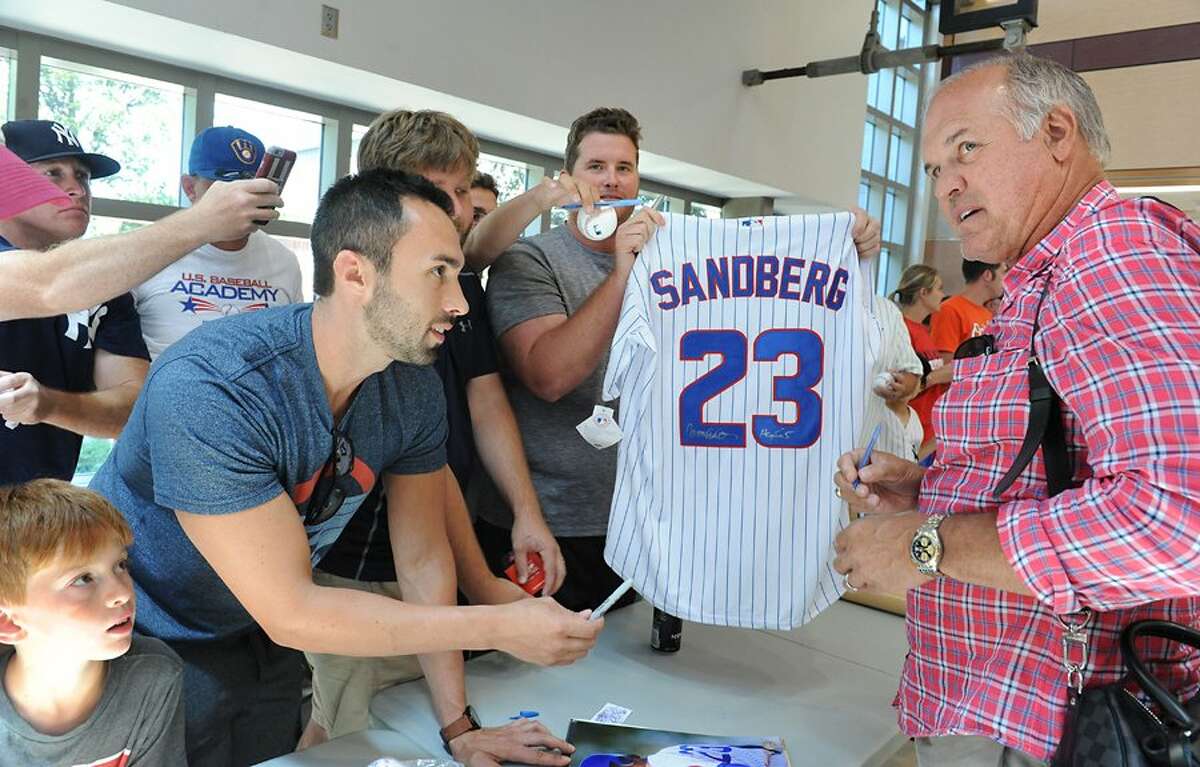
602;212;866;629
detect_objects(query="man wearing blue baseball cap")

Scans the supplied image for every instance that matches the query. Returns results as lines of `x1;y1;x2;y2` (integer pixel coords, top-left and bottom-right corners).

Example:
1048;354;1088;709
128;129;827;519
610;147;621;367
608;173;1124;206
0;119;152;485
132;126;303;358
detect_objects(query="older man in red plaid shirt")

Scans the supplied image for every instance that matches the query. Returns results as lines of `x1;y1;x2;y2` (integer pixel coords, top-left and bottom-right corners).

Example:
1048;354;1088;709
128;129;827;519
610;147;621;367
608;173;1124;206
833;54;1200;765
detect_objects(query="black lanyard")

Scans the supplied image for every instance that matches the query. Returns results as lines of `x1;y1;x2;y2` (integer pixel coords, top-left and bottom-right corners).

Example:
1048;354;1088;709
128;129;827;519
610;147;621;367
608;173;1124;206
991;270;1074;499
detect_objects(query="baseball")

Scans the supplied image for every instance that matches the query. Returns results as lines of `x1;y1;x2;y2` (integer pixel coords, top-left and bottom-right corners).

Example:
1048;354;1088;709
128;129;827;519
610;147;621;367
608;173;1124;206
578;206;618;241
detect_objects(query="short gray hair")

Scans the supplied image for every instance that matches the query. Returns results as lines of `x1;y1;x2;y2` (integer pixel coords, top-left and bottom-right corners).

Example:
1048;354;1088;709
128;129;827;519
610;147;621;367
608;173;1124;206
932;54;1111;167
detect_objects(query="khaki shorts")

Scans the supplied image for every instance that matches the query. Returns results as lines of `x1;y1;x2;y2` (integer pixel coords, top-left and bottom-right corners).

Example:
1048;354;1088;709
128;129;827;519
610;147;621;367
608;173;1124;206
305;570;424;737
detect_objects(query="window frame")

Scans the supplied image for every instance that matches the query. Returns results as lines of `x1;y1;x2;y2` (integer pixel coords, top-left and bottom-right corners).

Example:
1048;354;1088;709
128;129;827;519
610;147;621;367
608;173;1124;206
859;0;937;295
1;25;726;245
1;24;731;485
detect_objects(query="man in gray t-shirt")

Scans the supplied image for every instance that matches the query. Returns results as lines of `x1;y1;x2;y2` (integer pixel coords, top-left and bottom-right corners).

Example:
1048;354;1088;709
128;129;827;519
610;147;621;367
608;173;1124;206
0;635;185;766
477;108;664;612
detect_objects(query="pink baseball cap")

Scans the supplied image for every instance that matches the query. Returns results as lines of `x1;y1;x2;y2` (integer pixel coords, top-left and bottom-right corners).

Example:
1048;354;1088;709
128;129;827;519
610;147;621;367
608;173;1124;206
0;145;71;220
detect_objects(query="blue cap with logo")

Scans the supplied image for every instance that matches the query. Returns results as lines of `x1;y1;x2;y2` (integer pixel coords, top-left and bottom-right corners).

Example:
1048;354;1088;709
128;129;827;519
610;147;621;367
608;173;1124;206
188;126;264;180
0;119;121;179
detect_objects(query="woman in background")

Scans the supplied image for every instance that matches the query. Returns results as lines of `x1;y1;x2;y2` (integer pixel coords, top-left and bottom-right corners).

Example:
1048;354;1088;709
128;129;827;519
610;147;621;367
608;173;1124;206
892;265;952;457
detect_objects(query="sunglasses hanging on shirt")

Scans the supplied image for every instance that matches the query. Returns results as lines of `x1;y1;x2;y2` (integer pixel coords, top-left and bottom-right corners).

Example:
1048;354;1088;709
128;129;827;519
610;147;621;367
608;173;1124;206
304;427;356;527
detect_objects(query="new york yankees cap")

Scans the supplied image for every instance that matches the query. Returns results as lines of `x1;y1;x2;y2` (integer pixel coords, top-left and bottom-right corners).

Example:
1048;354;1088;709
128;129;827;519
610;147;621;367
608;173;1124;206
0;119;121;179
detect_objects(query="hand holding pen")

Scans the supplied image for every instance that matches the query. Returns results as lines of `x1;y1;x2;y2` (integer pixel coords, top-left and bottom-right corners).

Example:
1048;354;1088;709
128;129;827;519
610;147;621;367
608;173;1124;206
833;425;925;516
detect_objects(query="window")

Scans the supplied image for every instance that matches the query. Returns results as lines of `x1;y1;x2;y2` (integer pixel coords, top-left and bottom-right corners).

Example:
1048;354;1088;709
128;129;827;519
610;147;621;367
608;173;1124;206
0;49;12;125
688;202;722;219
348;122;369;176
637;191;673;212
272;234;314;302
213;93;324;223
39;58;189;206
73;436;113;487
549;207;569;229
860;0;931;295
477;152;531;204
85;215;148;238
875;246;896;295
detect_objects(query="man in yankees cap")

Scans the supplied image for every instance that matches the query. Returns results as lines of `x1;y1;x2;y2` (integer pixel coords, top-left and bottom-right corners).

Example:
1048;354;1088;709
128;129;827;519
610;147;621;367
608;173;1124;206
0;119;152;486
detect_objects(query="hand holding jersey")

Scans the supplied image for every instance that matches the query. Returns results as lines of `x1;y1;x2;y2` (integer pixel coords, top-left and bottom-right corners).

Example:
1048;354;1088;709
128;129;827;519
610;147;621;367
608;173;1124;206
613;206;667;269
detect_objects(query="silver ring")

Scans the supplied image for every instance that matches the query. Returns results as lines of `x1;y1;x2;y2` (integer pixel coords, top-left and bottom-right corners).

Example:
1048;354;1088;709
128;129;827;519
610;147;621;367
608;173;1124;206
834;486;843;499
842;573;858;592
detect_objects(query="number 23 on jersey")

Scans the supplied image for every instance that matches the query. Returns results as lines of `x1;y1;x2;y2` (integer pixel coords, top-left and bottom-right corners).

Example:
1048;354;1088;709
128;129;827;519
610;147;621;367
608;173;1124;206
678;328;823;449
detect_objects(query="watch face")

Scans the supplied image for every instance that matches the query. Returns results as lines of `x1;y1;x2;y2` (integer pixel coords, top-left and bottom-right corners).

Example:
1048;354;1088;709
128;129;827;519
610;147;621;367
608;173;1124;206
911;534;936;564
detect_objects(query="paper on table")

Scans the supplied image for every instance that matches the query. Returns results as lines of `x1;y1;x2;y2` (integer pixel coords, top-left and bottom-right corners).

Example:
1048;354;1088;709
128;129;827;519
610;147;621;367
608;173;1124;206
591;702;633;724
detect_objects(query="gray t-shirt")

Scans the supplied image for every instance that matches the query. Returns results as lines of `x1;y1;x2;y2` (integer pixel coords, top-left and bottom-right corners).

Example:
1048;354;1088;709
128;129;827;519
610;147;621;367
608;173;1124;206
0;635;185;766
481;225;620;537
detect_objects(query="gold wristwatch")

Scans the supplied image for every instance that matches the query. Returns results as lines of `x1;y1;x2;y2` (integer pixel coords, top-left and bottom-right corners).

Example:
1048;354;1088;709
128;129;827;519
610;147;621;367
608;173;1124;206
910;513;947;577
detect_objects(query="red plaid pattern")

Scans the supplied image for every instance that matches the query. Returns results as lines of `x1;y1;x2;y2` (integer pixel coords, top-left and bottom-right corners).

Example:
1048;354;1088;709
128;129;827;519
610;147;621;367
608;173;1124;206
897;182;1200;761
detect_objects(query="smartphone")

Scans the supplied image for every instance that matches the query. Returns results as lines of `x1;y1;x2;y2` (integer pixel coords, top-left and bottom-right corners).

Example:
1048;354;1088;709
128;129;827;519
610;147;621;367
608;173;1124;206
253;146;296;225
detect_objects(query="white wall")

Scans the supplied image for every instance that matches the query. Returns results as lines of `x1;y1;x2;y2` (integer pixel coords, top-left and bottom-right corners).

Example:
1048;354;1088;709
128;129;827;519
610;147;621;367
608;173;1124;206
953;0;1200;171
1;0;876;208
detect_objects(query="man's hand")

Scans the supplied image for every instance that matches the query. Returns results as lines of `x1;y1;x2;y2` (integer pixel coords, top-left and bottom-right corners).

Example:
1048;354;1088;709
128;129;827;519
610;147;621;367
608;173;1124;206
833;510;932;596
834;448;923;517
614;208;667;269
449;719;574;767
494;598;602;666
534;171;599;214
511;512;567;596
851;206;882;260
185;178;284;241
0;371;48;428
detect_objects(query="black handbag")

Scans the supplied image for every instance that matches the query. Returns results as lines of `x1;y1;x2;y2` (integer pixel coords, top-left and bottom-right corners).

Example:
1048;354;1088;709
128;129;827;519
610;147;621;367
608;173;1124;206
1052;621;1200;767
987;269;1200;766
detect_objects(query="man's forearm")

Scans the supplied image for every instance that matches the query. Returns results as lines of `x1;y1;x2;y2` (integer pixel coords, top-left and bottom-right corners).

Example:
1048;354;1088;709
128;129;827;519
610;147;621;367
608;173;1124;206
39;383;141;438
6;207;210;321
443;469;527;605
463;188;545;271
389;482;475;726
467;376;539;513
522;263;630;401
402;561;470;727
273;582;509;658
939;512;1033;596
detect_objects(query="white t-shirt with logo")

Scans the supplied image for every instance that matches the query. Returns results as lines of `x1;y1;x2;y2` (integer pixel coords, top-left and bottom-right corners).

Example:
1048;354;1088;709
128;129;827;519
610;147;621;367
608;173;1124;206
133;230;304;358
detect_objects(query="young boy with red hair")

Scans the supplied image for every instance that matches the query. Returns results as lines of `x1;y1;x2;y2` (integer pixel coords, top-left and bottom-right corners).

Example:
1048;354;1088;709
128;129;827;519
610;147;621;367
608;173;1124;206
0;479;184;765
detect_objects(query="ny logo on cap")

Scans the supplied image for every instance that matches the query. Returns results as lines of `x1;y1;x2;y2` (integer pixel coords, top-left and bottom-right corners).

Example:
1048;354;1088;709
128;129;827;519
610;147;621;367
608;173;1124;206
50;122;81;149
230;138;258;165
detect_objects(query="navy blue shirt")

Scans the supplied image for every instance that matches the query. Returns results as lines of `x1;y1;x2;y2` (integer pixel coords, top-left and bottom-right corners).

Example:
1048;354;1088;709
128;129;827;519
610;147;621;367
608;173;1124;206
0;235;149;484
318;272;498;581
90;304;447;641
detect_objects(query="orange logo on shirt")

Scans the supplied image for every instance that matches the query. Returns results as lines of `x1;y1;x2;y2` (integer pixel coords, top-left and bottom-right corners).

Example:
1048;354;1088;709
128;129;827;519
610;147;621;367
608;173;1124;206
73;748;131;767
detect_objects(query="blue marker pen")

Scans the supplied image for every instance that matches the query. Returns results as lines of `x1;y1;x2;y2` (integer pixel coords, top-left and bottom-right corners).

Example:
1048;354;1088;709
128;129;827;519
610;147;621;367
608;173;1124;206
852;424;882;490
561;198;642;210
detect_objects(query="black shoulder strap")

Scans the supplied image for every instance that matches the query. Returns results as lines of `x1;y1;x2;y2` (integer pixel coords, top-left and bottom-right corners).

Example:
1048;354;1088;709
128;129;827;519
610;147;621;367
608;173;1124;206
992;272;1074;499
